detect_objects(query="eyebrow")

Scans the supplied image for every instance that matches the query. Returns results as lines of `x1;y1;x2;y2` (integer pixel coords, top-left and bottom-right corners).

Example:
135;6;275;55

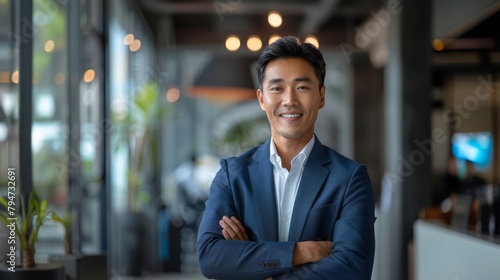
294;77;313;83
266;77;313;86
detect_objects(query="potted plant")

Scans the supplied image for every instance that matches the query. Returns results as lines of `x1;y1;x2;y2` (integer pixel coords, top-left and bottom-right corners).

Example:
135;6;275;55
51;211;71;255
0;191;64;279
112;81;168;275
50;211;107;280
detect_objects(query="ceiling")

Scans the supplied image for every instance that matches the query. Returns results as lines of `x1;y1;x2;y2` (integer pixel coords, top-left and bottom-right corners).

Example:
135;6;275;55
136;0;384;49
136;0;500;53
443;8;500;52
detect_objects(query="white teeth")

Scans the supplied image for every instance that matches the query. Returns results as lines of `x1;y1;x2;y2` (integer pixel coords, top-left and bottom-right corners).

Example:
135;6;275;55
281;113;301;118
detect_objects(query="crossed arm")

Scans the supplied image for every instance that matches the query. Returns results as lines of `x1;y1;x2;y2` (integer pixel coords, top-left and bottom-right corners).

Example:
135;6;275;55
220;216;332;268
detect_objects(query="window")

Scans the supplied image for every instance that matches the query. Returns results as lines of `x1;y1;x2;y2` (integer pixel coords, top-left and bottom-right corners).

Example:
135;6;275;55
0;1;19;187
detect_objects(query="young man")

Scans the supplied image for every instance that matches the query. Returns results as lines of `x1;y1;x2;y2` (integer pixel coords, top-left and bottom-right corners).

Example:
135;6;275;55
197;36;376;279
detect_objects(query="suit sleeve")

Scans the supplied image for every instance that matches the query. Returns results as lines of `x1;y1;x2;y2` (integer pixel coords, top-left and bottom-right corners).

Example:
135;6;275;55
272;164;376;280
197;159;296;280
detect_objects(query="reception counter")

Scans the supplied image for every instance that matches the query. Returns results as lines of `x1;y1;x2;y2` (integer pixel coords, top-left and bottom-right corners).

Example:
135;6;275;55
414;219;500;280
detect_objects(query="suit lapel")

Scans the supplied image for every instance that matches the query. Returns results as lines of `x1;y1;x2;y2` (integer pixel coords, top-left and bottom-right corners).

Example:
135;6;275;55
287;138;330;241
249;139;279;241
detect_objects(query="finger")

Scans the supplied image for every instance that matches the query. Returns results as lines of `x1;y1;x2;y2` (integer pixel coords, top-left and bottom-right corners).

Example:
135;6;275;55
231;216;249;240
222;216;243;240
221;229;231;240
219;219;236;240
224;216;247;240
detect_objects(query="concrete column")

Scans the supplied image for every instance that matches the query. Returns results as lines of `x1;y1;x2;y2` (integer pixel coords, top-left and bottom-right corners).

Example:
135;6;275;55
379;0;433;279
400;1;433;278
353;54;384;198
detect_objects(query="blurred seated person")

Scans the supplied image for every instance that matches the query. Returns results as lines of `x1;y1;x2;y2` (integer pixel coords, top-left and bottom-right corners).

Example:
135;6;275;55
443;159;486;201
175;154;209;229
443;155;460;201
458;159;486;195
442;159;486;229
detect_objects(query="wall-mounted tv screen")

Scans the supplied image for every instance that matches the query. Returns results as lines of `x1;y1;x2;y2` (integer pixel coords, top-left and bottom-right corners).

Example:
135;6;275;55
452;132;494;170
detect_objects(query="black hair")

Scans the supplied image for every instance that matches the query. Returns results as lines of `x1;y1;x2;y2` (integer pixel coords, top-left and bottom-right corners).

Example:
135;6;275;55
255;36;326;89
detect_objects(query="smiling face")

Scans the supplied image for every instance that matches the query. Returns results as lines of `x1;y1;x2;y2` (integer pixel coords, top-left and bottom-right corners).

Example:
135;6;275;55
257;58;325;146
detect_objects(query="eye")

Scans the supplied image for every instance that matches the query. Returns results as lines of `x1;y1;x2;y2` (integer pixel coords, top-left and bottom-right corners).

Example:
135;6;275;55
269;87;283;92
297;85;310;90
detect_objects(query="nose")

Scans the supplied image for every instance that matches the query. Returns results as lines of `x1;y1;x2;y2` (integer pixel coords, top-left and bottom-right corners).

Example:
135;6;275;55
282;87;298;106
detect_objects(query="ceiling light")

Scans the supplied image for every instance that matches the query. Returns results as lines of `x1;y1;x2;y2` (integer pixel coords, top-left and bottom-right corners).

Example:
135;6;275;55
268;11;282;28
166;86;180;103
83;69;96;83
247;35;262;52
11;70;19;84
44;40;55;52
433;39;444;51
123;34;134;45
129;39;141;52
305;35;319;48
269;34;281;45
225;35;241;51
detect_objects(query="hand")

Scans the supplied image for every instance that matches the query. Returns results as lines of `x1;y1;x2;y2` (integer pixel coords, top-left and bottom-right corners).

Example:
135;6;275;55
219;216;249;241
292;241;332;266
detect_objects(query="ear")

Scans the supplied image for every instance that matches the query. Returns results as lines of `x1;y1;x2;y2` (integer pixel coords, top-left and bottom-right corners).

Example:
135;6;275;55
319;85;326;109
257;89;266;111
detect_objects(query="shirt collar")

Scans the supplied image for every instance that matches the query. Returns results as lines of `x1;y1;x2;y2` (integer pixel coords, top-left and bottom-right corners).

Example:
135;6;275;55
269;136;315;168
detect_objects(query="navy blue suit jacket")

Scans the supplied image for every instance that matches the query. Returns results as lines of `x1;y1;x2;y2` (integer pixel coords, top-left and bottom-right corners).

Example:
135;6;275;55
197;137;376;279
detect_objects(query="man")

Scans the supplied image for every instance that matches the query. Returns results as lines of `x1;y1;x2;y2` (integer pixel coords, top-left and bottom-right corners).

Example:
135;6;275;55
197;36;376;279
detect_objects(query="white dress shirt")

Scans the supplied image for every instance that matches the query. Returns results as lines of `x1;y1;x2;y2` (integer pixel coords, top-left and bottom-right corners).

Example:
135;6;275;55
269;137;315;241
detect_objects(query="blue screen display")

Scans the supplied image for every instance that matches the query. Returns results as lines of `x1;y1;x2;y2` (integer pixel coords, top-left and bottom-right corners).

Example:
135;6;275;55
452;132;494;169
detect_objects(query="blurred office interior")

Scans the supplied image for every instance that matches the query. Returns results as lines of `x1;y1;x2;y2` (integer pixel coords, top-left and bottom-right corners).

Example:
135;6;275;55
0;0;499;279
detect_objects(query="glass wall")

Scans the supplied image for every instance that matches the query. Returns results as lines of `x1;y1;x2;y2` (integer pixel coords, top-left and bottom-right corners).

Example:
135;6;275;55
0;0;20;264
0;1;19;174
0;0;107;259
109;0;157;213
0;0;161;271
31;0;70;256
32;0;69;224
78;0;105;254
108;0;160;275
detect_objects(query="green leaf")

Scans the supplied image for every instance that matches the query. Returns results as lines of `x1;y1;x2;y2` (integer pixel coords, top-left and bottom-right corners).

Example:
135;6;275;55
20;193;26;220
40;200;47;214
0;190;52;254
0;215;12;226
0;196;7;208
51;212;64;224
51;211;71;232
